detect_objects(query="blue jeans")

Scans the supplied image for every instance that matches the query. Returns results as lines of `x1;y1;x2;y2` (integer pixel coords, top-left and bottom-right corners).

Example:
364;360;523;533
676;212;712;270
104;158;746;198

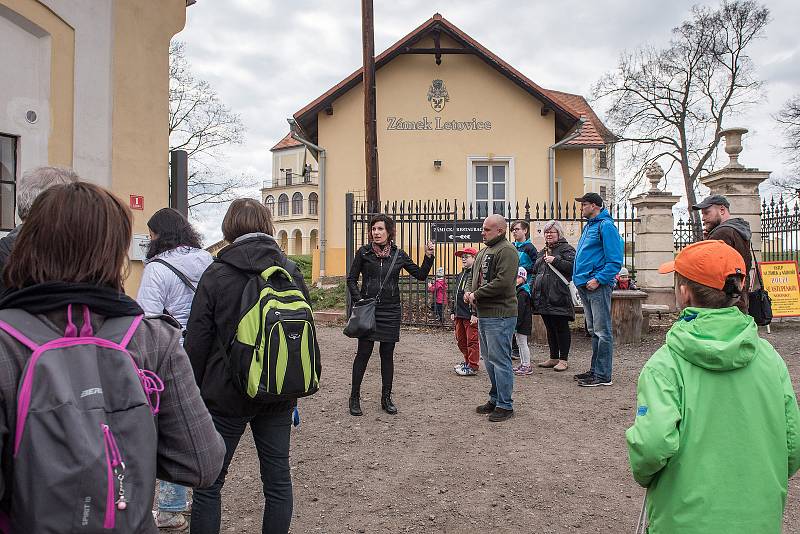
191;410;293;534
477;316;516;410
578;284;613;381
158;480;188;513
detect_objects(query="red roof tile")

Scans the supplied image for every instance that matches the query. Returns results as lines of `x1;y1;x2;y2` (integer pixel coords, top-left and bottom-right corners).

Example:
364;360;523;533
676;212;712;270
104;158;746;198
270;132;304;152
542;90;617;148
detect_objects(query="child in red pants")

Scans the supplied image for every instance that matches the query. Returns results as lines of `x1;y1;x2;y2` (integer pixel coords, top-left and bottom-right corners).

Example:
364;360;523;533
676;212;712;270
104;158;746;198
451;247;479;376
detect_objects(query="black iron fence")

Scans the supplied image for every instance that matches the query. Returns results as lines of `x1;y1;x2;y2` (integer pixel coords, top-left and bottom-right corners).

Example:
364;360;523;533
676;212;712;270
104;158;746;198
345;193;639;327
674;195;800;264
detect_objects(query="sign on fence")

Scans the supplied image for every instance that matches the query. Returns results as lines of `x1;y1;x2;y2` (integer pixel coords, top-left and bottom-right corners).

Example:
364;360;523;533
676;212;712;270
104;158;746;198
759;261;800;317
430;221;484;243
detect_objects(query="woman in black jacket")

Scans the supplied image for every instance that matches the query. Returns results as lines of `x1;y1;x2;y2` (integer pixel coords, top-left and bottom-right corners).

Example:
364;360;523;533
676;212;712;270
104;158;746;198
531;220;576;372
185;198;309;534
346;213;435;416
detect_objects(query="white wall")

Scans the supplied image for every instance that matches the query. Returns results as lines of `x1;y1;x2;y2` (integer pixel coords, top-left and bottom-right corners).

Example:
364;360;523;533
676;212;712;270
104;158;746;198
0;5;51;177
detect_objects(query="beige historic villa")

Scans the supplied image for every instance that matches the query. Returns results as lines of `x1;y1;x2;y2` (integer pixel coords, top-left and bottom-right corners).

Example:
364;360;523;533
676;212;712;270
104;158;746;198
262;133;320;255
286;13;617;280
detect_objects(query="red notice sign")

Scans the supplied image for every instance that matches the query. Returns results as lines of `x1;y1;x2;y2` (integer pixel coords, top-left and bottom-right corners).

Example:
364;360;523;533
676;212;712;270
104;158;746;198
130;195;144;210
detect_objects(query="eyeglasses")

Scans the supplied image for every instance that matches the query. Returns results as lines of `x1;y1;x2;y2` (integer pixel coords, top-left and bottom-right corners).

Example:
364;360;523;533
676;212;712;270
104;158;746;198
544;231;558;235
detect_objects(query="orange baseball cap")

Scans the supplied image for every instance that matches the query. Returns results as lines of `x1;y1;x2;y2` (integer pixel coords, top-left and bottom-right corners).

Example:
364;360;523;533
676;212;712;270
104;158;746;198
455;247;478;257
658;240;745;290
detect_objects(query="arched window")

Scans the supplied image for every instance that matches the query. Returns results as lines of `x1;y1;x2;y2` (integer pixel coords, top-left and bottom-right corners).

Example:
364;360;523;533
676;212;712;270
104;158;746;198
292;192;304;214
277;194;289;216
308;192;318;215
265;195;275;216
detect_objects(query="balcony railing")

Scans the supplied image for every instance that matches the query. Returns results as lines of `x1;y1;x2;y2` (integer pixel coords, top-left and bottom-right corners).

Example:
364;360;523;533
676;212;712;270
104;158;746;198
262;176;319;189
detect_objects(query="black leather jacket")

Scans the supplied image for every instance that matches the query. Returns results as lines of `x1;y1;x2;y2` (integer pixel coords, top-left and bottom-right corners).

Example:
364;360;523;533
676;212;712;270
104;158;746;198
347;244;434;306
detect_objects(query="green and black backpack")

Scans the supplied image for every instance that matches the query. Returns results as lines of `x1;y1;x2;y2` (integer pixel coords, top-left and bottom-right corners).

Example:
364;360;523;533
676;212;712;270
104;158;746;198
228;259;321;401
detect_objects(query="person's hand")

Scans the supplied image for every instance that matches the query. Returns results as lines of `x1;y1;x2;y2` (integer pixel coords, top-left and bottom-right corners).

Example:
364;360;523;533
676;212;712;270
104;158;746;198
470;315;478;325
586;278;600;291
424;240;435;257
544;254;555;264
450;313;455;321
464;292;475;305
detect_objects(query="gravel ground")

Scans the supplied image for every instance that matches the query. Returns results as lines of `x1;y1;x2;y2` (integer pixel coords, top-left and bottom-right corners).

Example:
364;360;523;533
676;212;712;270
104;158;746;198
201;320;800;534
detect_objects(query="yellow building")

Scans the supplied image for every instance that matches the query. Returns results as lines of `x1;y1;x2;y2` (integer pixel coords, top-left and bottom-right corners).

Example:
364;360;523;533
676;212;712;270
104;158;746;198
262;133;320;256
291;14;616;279
0;0;188;292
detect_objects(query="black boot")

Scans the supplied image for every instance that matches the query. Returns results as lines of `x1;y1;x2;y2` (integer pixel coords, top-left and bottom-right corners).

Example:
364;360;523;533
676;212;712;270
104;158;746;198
349;394;363;416
381;389;397;415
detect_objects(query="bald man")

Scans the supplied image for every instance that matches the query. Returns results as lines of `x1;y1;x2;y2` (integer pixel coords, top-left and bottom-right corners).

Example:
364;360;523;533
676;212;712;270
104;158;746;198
464;214;518;422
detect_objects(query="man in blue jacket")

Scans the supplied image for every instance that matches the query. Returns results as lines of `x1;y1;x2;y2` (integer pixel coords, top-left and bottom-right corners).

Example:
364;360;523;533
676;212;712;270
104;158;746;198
572;193;623;387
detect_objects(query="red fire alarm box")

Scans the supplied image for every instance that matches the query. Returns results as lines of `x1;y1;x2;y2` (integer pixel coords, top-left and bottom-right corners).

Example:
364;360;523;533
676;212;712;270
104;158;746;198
130;195;144;210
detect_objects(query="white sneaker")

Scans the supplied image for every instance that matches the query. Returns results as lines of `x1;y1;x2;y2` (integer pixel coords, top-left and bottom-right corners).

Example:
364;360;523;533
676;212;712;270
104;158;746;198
455;365;478;376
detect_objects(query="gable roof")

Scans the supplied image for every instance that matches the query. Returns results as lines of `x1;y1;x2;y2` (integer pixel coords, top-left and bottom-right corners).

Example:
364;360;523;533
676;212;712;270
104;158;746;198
270;132;304;152
294;13;601;144
543;90;618;148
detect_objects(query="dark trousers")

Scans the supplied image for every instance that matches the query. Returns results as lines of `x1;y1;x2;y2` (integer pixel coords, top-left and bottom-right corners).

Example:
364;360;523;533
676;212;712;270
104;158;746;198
191;411;293;534
541;314;571;360
351;339;396;397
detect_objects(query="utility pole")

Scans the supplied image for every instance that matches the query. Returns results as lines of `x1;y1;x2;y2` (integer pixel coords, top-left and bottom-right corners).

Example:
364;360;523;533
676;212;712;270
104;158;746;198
361;0;379;209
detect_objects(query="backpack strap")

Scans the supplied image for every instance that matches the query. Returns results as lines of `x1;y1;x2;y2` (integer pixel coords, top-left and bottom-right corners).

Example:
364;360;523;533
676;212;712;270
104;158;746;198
150;258;196;292
94;314;144;349
0;309;58;350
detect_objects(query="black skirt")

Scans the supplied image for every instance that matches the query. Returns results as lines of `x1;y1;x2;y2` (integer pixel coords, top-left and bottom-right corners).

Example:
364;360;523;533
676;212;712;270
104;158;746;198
361;302;401;343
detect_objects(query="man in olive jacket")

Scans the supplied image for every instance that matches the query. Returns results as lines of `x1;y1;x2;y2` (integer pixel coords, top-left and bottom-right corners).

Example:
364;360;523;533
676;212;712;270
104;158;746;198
464;214;518;422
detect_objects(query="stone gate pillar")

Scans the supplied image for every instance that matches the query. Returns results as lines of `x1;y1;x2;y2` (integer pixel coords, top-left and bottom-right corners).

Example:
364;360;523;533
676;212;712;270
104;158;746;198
699;128;770;257
630;164;681;309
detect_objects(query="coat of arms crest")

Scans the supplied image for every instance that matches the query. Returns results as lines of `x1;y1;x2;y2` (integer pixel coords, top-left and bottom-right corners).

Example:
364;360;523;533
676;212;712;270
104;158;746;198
427;79;449;113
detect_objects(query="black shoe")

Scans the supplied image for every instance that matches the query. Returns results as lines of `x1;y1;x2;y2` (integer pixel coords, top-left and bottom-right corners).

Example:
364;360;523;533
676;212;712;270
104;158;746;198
578;376;613;387
488;407;514;422
381;393;397;415
476;401;496;414
349;396;363;416
573;371;593;381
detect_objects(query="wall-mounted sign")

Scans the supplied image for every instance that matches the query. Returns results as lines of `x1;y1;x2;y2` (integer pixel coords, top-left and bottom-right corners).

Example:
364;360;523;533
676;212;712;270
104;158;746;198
759;261;800;317
386;116;492;131
130;195;144;210
430;221;484;243
427;79;449;112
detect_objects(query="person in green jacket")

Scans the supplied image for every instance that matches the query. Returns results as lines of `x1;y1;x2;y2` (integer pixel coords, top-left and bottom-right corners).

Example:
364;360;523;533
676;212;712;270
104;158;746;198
464;214;518;422
626;240;800;534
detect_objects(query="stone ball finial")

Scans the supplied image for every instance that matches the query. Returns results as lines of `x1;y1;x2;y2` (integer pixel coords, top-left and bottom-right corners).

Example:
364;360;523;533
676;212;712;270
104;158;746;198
720;127;748;169
645;162;664;193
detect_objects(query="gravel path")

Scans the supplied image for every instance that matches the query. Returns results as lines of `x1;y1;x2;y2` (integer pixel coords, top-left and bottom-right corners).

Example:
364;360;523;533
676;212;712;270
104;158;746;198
209;321;800;533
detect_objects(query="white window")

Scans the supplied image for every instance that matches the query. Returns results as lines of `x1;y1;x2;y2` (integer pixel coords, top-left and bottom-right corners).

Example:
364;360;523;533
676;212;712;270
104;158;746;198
467;157;514;218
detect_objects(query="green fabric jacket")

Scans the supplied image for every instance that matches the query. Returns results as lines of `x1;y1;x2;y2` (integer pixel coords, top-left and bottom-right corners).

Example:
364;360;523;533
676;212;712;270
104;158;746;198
469;235;518;318
626;307;800;534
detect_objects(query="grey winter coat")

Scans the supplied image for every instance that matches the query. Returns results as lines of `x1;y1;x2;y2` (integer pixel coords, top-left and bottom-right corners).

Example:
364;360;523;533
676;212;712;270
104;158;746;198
137;247;213;331
0;307;225;532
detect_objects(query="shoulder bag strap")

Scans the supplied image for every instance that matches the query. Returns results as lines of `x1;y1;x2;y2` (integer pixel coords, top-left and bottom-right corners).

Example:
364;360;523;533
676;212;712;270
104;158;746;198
547;262;571;288
748;241;764;290
375;250;399;304
151;258;196;292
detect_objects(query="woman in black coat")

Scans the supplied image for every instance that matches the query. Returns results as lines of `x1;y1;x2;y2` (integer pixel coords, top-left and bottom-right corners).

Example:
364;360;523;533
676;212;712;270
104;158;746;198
532;220;576;372
346;213;435;416
185;199;308;534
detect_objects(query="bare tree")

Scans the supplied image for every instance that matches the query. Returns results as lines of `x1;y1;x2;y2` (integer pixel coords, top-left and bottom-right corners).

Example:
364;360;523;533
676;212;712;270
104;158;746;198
770;94;800;193
593;0;769;230
169;41;249;209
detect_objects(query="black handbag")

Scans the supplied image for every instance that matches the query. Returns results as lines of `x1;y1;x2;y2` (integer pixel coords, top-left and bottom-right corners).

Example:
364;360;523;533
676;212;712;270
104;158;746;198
748;243;772;326
343;250;398;338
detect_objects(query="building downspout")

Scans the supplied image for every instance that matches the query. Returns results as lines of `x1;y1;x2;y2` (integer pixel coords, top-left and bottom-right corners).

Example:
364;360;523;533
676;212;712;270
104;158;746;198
548;117;585;205
288;122;327;278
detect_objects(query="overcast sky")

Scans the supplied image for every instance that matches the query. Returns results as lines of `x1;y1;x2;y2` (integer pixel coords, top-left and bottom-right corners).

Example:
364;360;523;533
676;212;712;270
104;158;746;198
177;0;800;243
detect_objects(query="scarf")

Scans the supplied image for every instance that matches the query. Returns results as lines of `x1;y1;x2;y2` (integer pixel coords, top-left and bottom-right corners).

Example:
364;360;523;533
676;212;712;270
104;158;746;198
372;242;392;258
0;281;143;316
